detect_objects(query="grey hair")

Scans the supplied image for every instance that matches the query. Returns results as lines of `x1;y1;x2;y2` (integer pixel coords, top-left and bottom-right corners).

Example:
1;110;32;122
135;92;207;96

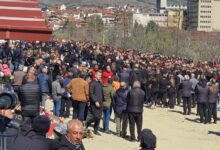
120;82;127;88
18;65;24;71
133;81;141;88
67;119;83;132
184;75;190;80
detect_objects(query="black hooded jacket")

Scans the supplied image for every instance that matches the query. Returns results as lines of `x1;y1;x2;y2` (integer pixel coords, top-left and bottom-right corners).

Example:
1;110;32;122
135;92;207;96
140;129;156;150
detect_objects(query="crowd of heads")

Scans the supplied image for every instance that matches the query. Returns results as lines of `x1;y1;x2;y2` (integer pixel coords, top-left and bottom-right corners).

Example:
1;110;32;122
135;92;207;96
1;39;220;150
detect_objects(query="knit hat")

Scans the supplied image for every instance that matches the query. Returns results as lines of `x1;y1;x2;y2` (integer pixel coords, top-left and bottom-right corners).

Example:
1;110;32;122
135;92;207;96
32;115;51;135
140;129;156;149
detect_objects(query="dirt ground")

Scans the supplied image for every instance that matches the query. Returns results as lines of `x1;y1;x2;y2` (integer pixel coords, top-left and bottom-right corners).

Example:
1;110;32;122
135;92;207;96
83;105;220;150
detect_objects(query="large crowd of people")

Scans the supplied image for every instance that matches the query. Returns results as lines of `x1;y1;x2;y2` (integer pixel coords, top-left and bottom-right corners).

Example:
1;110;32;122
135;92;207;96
0;40;219;150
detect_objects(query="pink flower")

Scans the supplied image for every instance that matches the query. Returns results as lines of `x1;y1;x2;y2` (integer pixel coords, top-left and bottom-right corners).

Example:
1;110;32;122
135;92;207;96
2;64;9;69
4;70;11;77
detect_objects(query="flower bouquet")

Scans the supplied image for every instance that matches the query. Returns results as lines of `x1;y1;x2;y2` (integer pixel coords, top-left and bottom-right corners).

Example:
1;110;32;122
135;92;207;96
40;106;67;139
0;64;14;93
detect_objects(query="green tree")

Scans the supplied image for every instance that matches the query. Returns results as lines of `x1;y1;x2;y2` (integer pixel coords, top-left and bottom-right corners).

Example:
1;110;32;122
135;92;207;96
146;21;159;33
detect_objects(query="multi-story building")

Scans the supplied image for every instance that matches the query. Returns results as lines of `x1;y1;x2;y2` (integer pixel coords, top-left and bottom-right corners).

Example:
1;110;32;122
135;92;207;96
188;0;220;32
168;9;184;29
156;0;168;12
167;4;187;30
133;13;168;27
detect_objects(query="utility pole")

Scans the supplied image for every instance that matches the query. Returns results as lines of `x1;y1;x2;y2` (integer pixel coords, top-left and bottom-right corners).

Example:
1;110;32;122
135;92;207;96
123;6;129;49
175;0;181;57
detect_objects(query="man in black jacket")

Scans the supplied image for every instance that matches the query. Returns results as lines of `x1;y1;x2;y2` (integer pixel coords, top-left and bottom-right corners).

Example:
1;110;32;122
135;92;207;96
50;120;85;150
85;70;104;135
18;73;41;124
112;82;129;137
129;64;143;86
119;66;130;85
127;81;145;141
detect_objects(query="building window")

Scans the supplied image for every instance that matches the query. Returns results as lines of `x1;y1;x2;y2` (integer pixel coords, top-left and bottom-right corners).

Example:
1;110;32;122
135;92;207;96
200;11;211;13
201;0;211;3
200;25;211;28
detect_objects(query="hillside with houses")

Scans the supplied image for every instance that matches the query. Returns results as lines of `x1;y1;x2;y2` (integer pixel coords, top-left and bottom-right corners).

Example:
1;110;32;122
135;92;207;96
39;0;186;8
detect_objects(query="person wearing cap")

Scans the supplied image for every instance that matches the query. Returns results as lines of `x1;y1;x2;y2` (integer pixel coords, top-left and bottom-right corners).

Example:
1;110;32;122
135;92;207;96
140;129;156;150
52;75;63;117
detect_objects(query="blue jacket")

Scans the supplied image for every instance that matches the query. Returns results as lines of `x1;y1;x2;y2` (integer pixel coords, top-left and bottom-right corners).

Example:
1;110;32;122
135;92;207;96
181;80;193;97
113;88;129;116
62;78;71;90
37;73;51;94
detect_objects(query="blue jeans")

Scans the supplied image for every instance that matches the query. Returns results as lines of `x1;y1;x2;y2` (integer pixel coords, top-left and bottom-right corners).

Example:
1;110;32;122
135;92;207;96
103;106;111;131
53;97;61;117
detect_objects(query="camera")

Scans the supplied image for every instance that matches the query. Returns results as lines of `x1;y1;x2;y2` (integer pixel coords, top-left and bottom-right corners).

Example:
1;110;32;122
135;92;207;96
0;92;18;109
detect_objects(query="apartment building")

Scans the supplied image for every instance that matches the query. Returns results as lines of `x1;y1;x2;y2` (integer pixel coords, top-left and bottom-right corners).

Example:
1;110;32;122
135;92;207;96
156;0;168;12
188;0;220;32
133;13;168;27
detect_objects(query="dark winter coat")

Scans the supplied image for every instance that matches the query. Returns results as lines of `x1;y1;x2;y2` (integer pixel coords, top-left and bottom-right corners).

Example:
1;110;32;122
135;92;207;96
18;81;41;117
195;84;208;103
181;80;193;97
112;88;129;116
208;84;219;103
89;80;104;119
119;71;130;84
140;129;156;150
89;80;104;104
127;87;145;113
6;122;49;150
22;129;50;150
129;69;143;85
37;73;51;93
149;77;159;94
159;76;169;93
50;135;85;150
6;127;33;150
